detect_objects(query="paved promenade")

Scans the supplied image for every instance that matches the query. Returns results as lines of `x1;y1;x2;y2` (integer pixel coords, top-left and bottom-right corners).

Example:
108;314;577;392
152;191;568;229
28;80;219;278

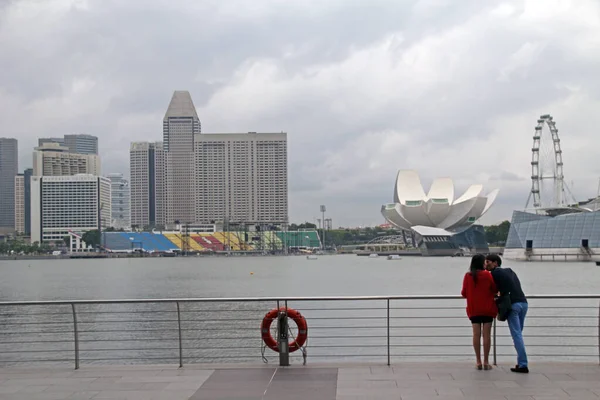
0;362;599;400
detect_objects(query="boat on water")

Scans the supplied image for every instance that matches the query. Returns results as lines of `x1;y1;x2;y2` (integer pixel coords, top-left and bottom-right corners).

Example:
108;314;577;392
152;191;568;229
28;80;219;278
306;255;318;260
387;255;402;260
369;253;379;258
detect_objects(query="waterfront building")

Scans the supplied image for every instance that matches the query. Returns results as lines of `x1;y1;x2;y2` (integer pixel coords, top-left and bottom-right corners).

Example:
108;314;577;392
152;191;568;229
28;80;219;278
130;91;289;229
380;170;499;256
30;174;111;243
194;132;288;224
130;141;163;229
107;173;131;230
0;138;18;231
163;91;200;225
504;209;600;261
33;142;101;176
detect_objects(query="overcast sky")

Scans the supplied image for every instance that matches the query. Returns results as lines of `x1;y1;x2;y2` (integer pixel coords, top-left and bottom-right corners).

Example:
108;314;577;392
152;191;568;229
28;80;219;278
2;0;599;227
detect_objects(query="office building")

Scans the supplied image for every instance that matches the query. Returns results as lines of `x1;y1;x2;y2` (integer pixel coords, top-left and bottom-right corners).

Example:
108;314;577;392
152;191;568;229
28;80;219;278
163;91;200;225
39;137;65;146
31;175;111;243
39;134;98;155
130;91;289;229
107;173;131;229
14;169;32;235
15;175;24;234
130;142;162;229
33;142;101;176
194;132;288;224
64;134;98;155
0;138;18;230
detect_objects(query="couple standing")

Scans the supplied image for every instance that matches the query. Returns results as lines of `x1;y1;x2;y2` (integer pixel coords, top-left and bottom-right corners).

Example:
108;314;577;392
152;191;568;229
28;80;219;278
461;254;529;373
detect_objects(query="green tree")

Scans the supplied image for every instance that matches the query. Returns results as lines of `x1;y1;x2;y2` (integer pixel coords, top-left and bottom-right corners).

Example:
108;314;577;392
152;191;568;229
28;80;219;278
82;230;101;248
485;221;511;245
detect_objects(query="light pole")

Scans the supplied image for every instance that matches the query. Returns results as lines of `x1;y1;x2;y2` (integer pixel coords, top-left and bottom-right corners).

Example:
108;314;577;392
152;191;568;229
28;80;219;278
320;205;326;251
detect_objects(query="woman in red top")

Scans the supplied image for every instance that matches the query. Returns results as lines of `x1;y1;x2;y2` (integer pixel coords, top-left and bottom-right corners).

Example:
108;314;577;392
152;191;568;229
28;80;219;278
461;254;498;370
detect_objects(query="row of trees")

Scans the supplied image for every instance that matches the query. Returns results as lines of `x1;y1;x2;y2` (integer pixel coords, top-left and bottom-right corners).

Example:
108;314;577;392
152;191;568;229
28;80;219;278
0;240;53;255
290;221;511;247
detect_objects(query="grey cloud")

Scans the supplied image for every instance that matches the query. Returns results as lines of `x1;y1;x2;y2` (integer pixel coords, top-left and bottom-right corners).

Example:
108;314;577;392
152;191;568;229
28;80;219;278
2;0;600;226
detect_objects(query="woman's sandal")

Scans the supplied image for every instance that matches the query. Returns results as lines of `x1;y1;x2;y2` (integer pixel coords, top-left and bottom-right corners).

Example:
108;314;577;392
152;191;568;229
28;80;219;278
476;364;483;370
483;364;492;370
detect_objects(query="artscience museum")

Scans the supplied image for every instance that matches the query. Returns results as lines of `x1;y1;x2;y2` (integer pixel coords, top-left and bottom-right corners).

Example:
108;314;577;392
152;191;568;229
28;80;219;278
381;170;499;256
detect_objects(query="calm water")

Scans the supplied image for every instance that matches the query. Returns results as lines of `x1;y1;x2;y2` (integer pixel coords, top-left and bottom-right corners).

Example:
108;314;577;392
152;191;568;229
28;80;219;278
1;255;599;301
0;256;598;366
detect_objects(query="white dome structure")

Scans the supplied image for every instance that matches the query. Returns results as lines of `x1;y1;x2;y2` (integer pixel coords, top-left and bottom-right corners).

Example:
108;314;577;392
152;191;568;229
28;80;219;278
381;170;499;232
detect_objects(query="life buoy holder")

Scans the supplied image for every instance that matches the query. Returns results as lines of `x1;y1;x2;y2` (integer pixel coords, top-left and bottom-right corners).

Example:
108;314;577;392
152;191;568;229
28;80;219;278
261;307;308;353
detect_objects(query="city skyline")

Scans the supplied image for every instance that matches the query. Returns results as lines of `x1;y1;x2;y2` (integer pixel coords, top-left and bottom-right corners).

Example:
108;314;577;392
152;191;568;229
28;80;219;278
4;1;600;227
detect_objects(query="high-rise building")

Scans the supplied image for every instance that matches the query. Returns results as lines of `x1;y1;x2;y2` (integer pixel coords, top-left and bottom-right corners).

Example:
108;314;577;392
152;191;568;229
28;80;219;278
194;132;288;224
107;173;131;230
130;142;162;229
30;175;111;243
33;142;101;176
0;138;18;230
39;135;98;155
15;175;24;234
39;137;65;146
129;92;289;229
163;91;200;225
64;134;98;155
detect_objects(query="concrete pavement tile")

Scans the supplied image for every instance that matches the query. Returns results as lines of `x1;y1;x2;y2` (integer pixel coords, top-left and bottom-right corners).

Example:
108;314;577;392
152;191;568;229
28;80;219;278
435;387;464;396
67;392;101;399
543;374;575;381
428;372;454;380
15;385;51;393
150;390;197;400
93;390;161;400
162;381;203;390
561;388;600;398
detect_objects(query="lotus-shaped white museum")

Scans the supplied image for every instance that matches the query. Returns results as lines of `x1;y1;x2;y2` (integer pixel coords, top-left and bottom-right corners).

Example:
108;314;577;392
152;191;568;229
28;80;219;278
381;170;499;233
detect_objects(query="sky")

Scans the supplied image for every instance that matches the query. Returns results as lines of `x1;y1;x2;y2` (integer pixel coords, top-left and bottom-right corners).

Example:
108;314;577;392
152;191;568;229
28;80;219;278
1;0;600;228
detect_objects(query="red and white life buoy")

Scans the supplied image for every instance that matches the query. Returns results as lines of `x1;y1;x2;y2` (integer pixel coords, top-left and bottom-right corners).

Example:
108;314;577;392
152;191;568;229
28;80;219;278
261;307;308;353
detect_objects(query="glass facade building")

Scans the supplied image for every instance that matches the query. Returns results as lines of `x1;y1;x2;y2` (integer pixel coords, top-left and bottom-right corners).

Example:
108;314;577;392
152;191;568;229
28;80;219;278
506;210;600;249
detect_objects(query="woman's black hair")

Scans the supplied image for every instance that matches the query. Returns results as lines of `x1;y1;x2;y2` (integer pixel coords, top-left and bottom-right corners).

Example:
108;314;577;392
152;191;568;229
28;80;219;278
470;254;486;285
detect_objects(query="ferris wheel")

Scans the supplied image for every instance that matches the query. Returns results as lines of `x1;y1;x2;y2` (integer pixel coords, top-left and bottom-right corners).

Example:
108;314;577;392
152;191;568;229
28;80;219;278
525;114;576;211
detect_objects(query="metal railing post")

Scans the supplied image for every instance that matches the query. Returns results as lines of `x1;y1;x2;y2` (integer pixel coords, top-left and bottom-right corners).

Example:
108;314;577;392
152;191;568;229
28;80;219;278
597;300;599;365
493;318;497;366
176;301;183;368
71;303;79;370
387;299;390;366
278;300;290;366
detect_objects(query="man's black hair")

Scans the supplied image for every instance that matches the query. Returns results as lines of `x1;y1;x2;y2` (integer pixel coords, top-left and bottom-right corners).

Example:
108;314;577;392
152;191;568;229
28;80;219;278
485;253;502;267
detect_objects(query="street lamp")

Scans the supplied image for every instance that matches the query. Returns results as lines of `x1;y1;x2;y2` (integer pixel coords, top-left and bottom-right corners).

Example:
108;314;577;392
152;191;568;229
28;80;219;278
320;205;326;251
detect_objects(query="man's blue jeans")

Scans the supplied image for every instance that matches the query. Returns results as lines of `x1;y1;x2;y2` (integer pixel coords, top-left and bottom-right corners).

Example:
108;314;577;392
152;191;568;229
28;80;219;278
507;302;528;367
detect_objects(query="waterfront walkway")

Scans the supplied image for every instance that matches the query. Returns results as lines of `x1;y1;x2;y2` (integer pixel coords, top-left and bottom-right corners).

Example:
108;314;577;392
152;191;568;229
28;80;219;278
1;362;599;400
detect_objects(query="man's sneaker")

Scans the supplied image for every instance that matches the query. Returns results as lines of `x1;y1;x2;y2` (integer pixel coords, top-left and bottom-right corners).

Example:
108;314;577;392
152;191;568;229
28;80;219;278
510;366;529;373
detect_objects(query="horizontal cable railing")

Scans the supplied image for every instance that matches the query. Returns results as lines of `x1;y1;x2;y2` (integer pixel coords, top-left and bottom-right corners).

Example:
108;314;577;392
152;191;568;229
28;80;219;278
0;295;598;369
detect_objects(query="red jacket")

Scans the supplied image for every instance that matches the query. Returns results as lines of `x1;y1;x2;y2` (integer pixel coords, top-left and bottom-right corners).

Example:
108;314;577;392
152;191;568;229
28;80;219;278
461;270;498;318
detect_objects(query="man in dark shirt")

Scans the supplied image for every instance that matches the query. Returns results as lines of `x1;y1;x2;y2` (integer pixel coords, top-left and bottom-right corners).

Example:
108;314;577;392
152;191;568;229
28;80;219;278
485;254;529;373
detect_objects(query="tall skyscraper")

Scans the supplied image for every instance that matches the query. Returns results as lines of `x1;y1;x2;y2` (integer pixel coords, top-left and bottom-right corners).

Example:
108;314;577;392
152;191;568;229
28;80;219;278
194;133;288;224
107;173;131;230
15;175;24;234
163;91;200;225
14;168;32;235
33;142;101;176
129;91;289;229
0;138;18;230
130;142;162;229
64;134;98;155
30;175;111;243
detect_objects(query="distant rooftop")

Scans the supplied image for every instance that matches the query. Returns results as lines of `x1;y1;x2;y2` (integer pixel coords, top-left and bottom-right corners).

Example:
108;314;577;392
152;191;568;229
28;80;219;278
164;90;199;119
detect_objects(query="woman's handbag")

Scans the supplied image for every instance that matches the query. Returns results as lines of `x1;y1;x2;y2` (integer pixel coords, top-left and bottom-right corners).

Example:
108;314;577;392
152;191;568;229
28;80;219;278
495;293;512;321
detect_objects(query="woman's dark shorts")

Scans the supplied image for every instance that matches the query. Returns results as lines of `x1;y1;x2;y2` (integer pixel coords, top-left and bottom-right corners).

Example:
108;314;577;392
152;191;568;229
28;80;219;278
469;316;494;324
